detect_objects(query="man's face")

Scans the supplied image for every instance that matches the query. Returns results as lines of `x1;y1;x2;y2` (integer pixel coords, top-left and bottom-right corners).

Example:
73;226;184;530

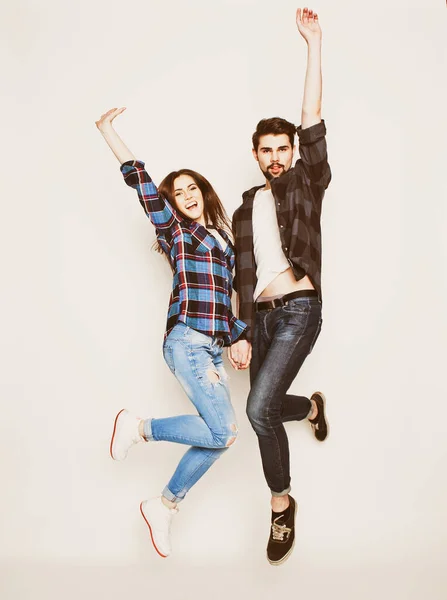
253;133;295;181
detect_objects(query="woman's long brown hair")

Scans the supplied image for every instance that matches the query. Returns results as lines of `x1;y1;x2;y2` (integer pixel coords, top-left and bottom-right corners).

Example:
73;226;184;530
153;169;231;254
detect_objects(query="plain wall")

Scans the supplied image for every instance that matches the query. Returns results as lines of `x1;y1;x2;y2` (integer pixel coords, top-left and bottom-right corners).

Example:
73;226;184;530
1;0;446;598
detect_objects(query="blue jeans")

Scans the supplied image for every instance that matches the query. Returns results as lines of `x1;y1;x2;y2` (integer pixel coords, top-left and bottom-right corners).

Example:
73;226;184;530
247;295;322;496
143;323;237;503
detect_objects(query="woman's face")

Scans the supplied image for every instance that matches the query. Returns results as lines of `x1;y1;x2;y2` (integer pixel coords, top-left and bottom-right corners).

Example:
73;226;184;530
173;174;205;225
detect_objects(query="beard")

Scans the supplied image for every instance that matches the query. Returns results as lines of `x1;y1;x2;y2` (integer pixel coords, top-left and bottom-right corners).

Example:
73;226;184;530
260;162;286;181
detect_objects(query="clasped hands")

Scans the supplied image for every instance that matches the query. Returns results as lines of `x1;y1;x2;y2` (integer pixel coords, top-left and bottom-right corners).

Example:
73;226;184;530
228;339;252;371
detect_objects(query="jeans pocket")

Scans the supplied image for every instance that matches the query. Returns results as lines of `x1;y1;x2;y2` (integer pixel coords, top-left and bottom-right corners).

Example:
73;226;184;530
187;328;213;350
282;298;313;314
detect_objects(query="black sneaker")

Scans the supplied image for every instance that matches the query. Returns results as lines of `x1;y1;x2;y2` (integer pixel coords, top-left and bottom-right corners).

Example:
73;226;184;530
309;391;329;442
267;496;297;566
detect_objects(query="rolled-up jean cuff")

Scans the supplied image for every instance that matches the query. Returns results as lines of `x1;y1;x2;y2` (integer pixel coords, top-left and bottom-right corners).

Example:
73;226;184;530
162;486;185;504
271;486;291;497
143;418;154;441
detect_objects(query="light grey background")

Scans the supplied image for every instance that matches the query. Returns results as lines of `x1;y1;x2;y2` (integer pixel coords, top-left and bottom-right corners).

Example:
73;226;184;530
1;0;446;598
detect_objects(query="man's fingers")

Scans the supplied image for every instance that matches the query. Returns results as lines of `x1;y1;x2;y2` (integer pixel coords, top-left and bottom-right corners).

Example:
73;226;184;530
235;349;245;364
240;346;252;369
240;352;251;369
303;7;309;25
228;340;253;370
227;348;239;370
237;347;251;368
229;356;239;370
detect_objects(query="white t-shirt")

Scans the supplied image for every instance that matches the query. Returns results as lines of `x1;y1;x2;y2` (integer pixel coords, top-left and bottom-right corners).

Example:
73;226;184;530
252;188;290;300
207;227;228;253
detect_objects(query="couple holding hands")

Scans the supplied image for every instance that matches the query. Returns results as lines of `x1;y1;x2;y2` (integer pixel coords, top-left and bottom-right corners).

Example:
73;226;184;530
97;8;331;566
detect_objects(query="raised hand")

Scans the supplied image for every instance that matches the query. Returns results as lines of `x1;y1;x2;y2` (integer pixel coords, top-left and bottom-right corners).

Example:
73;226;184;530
296;7;321;44
95;107;126;133
95;106;135;164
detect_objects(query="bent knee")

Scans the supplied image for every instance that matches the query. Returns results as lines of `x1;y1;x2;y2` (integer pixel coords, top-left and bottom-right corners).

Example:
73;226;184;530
246;402;267;426
225;423;238;447
214;423;238;448
246;401;278;433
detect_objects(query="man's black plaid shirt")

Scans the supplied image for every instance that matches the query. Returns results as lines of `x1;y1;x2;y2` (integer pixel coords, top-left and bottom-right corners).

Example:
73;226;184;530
232;120;331;342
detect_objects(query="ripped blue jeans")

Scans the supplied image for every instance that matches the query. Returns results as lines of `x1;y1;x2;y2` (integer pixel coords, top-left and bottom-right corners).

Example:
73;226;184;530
143;322;237;503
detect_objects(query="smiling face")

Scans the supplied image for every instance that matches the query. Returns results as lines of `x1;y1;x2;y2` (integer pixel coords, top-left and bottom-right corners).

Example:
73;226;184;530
253;133;295;184
173;174;205;225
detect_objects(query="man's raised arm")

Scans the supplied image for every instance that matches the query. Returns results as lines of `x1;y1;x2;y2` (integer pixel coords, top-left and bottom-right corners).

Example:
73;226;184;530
297;7;322;129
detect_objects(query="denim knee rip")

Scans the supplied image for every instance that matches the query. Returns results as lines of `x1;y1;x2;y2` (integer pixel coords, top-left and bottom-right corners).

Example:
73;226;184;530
226;423;238;446
206;368;229;386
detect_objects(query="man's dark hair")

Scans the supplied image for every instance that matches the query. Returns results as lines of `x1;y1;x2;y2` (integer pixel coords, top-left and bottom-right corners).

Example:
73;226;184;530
252;117;297;151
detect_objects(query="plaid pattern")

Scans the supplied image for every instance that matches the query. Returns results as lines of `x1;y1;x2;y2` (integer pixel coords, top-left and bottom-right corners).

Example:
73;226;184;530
121;160;247;345
232;120;331;342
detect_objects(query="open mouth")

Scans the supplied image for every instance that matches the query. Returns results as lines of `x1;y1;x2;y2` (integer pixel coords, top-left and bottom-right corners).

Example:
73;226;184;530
185;201;198;210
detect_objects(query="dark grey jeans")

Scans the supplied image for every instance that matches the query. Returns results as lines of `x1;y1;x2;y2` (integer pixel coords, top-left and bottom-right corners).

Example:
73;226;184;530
247;295;322;496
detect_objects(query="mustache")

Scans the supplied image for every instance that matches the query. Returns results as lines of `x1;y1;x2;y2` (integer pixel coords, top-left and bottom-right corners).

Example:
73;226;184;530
261;162;286;181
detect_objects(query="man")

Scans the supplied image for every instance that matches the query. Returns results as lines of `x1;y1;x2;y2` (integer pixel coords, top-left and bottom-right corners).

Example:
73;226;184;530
229;7;331;566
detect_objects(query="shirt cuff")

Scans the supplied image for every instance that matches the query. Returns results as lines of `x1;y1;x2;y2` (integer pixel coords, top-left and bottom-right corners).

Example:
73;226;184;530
120;159;145;171
231;326;250;344
296;120;326;145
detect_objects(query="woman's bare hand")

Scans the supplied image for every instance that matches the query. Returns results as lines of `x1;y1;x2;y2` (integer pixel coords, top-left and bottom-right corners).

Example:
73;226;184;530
95;107;126;133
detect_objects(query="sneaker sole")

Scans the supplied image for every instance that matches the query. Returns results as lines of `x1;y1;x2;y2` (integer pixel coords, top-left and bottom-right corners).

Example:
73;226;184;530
139;502;168;558
267;500;298;566
310;391;330;442
109;408;127;460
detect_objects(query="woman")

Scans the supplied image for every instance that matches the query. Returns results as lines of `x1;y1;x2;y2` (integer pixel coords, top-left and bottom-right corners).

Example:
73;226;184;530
95;107;248;558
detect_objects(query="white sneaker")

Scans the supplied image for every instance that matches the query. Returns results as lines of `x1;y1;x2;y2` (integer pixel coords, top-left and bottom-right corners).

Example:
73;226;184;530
110;409;144;461
140;497;178;558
